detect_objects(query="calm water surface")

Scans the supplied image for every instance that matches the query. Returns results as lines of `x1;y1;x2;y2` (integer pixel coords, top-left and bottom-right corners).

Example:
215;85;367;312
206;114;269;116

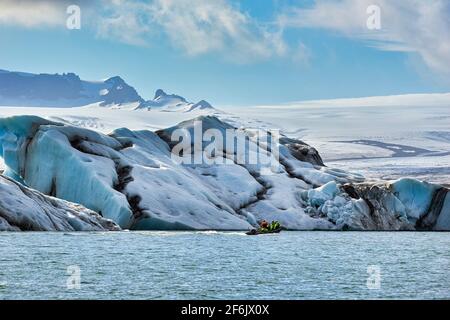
0;231;449;299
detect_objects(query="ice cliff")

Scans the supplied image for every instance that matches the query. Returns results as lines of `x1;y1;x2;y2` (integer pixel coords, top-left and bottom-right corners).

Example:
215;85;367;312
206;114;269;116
0;115;448;231
301;179;450;230
0;175;119;231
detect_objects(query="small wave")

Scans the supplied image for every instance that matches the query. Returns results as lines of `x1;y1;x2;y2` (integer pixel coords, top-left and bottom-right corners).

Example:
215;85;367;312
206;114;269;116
132;231;190;237
61;230;248;237
195;231;219;235
195;231;247;236
129;230;249;237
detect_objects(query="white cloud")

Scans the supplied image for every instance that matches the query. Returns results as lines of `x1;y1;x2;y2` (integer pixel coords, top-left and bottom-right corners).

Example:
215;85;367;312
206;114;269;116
97;0;287;62
2;0;448;73
0;0;289;62
97;3;151;46
279;0;450;74
0;0;66;27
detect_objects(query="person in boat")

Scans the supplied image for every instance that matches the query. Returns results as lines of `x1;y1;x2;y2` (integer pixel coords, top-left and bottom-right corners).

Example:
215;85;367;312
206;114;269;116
259;220;281;232
270;220;281;231
263;220;281;231
259;220;269;230
247;220;282;235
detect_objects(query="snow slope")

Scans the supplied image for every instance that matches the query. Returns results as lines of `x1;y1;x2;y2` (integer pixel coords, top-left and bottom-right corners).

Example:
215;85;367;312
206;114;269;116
0;175;120;231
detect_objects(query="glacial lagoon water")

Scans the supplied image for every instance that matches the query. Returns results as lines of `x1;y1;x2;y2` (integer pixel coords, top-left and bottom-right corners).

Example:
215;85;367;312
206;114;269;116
0;231;449;300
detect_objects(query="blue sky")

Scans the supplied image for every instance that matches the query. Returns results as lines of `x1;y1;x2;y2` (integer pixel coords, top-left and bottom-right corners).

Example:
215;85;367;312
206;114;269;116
0;0;449;106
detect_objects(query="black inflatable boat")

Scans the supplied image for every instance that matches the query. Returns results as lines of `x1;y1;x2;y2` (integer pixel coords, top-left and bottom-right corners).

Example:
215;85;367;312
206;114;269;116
245;227;282;235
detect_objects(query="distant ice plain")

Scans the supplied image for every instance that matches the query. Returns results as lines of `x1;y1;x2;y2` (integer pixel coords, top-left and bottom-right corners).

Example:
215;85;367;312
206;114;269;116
1;93;450;185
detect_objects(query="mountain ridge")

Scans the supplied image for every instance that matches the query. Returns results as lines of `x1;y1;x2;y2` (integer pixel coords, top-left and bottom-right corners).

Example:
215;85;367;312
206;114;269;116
0;69;216;112
136;88;216;112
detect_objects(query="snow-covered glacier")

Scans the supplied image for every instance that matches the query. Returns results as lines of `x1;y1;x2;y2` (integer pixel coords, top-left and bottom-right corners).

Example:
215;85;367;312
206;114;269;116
0;115;449;231
0;175;119;231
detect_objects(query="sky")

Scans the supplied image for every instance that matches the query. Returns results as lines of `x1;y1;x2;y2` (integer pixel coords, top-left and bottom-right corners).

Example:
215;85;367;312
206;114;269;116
0;0;449;106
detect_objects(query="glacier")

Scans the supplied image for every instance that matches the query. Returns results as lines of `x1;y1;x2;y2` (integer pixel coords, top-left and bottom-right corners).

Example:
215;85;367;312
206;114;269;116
0;115;449;231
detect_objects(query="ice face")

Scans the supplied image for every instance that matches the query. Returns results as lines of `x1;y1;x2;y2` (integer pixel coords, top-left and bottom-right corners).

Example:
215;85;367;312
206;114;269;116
391;178;439;221
435;193;450;230
0;116;56;177
0;116;134;228
300;178;450;231
0;175;119;231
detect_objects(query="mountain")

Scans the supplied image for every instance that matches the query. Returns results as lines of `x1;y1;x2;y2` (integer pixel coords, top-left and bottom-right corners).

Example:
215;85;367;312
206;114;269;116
136;89;217;112
0;69;218;112
0;69;144;108
187;100;215;111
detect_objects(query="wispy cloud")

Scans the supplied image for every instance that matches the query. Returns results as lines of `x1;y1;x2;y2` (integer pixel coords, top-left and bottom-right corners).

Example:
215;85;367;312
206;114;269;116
97;1;152;47
0;0;94;28
1;0;449;74
0;0;67;27
97;0;287;62
279;0;450;74
0;0;288;62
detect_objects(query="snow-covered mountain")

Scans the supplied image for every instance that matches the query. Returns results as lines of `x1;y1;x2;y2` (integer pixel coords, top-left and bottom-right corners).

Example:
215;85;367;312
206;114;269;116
0;69;217;113
136;89;217;112
1;115;448;231
0;69;145;108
